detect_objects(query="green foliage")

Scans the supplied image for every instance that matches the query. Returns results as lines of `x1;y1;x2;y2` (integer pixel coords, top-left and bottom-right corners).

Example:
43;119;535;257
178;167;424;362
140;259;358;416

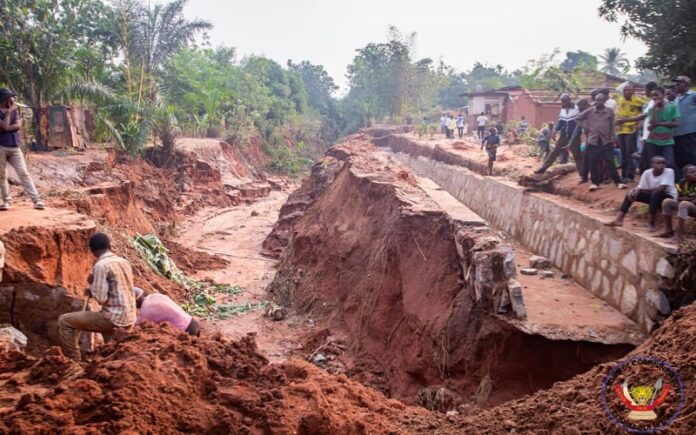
519;49;583;93
599;47;630;76
132;233;247;319
268;141;313;176
560;51;599;72
599;0;696;78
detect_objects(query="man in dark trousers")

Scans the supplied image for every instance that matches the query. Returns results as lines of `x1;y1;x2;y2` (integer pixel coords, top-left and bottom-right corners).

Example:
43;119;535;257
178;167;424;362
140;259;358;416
573;93;627;192
673;76;696;172
534;94;582;175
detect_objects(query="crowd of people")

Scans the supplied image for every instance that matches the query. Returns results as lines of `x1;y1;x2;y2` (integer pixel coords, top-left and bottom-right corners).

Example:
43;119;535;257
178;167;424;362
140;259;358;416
531;75;696;240
439;113;466;139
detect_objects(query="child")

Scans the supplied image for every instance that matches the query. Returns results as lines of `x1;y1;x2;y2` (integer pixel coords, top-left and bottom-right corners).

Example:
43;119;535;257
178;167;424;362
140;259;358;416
659;164;696;241
481;127;500;176
537;122;553;162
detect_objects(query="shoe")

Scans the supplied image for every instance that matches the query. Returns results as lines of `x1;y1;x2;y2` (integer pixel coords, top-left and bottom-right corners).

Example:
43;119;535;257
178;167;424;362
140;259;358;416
34;201;45;210
589;184;599;191
617;183;628;190
578;179;588;184
533;169;545;175
0;202;8;211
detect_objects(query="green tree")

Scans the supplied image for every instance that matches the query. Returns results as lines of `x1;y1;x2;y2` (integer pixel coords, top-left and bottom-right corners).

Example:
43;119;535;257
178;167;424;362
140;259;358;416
520;49;583;93
599;0;696;77
0;0;111;143
598;48;630;76
560;51;598;71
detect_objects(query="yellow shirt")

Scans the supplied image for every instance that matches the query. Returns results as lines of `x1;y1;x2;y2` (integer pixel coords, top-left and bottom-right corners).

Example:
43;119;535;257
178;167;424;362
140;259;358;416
616;95;647;135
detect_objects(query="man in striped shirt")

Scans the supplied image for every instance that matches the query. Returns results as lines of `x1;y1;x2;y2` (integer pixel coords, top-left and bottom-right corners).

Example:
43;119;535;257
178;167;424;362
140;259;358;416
58;233;136;361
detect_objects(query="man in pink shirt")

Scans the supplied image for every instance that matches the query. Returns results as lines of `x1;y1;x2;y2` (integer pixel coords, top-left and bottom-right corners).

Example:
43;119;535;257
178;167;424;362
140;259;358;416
134;288;200;336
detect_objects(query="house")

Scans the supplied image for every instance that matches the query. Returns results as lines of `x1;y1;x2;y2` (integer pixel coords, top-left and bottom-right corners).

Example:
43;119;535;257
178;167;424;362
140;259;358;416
461;72;644;131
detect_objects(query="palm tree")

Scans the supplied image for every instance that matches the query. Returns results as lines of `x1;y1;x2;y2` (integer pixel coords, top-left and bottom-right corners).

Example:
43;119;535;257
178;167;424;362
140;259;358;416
599;48;630;76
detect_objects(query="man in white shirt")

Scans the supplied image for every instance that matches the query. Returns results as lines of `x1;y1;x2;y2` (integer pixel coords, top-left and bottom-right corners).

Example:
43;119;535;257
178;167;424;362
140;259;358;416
535;94;582;175
606;156;677;230
637;82;659;172
476;112;488;140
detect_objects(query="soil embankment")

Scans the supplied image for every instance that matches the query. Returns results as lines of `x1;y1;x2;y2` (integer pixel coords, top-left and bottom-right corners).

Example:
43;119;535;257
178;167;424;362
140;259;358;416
265;137;634;407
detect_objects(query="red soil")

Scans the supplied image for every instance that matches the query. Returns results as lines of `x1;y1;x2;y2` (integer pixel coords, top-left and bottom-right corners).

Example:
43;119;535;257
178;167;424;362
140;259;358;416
0;324;448;434
266;138;632;408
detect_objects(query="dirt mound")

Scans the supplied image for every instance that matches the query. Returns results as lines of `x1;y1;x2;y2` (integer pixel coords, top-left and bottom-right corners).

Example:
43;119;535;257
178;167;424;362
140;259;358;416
452;302;696;434
266;139;632;407
0;324;445;434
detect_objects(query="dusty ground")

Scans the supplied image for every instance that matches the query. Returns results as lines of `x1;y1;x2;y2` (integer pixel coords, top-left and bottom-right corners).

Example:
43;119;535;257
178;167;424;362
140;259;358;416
176;190;318;363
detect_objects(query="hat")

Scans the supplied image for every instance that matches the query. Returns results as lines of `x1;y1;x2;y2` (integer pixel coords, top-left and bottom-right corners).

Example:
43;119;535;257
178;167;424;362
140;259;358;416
0;88;16;100
672;75;691;85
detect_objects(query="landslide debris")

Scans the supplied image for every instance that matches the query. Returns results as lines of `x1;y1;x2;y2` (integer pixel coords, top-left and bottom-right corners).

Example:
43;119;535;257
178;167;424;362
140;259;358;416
0;324;448;434
264;138;632;408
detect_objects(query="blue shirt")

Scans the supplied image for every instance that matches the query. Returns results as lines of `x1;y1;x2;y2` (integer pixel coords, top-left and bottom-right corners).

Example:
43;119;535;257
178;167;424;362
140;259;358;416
0;110;20;147
676;90;696;137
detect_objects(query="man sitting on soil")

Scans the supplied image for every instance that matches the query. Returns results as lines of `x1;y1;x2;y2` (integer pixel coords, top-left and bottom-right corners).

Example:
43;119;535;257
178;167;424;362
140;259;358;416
57;233;137;361
659;164;696;241
134;287;200;336
606;156;677;230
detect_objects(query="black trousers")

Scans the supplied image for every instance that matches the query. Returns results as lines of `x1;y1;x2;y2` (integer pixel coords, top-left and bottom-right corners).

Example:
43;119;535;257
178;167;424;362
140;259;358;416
587;142;621;185
620;190;671;215
477;126;485;139
618;133;637;180
539;131;582;173
457;127;464;138
675;132;696;173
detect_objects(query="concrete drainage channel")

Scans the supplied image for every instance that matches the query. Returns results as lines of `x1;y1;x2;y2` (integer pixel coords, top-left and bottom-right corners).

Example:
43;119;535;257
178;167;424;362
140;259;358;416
375;133;675;334
265;139;643;410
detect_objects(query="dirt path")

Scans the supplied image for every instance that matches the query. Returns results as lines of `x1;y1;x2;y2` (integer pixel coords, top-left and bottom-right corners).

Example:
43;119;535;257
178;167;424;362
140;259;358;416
176;190;313;363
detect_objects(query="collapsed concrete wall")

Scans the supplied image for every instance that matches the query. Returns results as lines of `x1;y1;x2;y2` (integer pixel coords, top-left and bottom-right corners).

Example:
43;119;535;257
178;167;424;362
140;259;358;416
266;139;634;406
379;135;672;333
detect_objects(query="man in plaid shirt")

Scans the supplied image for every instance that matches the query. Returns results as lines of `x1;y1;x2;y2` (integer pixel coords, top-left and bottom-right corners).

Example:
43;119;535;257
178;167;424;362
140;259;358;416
58;233;136;361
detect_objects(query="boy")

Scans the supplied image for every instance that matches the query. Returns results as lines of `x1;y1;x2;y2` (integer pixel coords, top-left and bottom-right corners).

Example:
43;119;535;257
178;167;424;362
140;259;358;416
606;156;677;230
617;86;680;176
615;83;646;182
481;127;500;176
537;122;554;162
659;164;696;241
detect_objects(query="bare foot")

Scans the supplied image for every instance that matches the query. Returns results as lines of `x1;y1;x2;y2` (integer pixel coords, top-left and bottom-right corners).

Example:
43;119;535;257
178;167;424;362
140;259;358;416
605;220;623;227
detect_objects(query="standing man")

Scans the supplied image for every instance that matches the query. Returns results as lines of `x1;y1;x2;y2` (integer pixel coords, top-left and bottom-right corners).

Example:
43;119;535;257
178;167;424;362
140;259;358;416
534;94;581;175
0;89;43;211
673;76;696;172
518;116;529;137
447;114;457;139
57;233;137;361
440;114;447;136
615;83;646;182
456;113;465;139
476;112;488;140
574;93;627;192
637;82;659;172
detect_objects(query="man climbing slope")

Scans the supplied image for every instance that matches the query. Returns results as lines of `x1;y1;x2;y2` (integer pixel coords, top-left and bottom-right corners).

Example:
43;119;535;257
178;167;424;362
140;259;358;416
58;233;137;361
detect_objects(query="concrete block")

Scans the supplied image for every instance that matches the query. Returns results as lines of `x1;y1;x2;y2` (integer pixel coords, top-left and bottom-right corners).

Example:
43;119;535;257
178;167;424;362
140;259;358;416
520;268;538;276
621;250;637;275
542;270;555;278
620;284;638;315
655;258;675;279
609;239;622;261
529;255;551;269
0;326;28;351
646;289;671;317
508;279;527;319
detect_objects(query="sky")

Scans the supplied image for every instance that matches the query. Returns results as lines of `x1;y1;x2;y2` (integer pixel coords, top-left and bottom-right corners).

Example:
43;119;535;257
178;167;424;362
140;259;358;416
184;0;647;92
